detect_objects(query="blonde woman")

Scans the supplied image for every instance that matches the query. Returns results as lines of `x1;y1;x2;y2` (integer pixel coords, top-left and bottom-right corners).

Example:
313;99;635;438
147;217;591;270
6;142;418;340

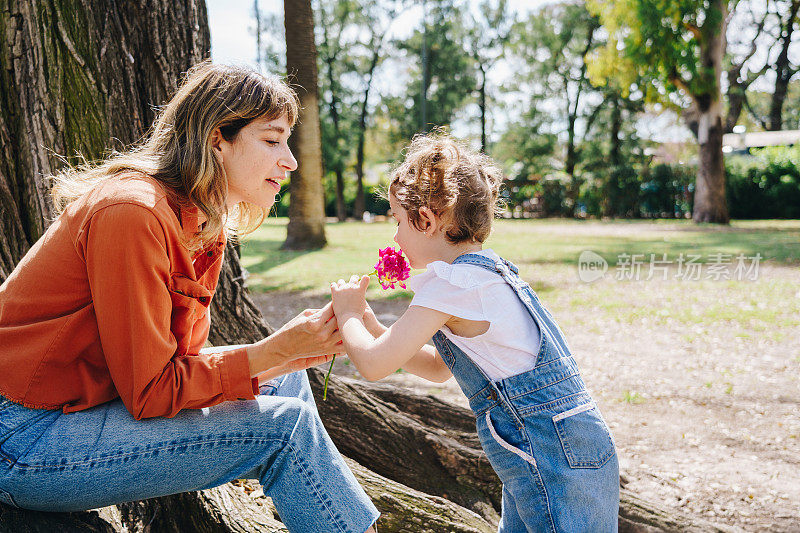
0;62;379;533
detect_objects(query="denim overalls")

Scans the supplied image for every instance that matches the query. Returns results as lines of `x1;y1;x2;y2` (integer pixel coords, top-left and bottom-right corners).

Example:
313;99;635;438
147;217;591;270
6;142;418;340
432;253;619;532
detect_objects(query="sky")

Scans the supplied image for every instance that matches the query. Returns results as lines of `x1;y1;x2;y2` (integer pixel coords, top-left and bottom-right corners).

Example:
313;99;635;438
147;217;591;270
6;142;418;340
207;0;549;68
205;0;697;143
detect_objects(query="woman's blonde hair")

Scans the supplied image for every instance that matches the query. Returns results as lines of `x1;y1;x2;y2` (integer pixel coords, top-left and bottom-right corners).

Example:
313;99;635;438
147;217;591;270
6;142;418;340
389;133;504;244
51;61;299;248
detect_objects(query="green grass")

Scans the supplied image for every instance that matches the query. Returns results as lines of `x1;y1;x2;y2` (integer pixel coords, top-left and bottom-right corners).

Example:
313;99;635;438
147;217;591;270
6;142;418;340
622;390;646;404
239;217;800;296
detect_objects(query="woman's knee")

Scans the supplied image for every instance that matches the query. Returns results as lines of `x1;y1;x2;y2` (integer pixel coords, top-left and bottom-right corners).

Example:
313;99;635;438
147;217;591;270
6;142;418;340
275;370;316;405
257;395;321;442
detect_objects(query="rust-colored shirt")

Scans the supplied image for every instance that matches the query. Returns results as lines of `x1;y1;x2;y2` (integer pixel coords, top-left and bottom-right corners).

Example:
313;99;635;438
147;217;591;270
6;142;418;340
0;174;258;419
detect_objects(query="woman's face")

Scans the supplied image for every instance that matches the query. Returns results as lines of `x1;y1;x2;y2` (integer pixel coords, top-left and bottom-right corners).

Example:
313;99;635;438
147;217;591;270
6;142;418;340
215;114;297;209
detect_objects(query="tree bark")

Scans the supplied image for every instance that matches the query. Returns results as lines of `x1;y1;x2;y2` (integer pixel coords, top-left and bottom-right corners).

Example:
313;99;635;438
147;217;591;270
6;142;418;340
691;104;729;223
283;0;327;249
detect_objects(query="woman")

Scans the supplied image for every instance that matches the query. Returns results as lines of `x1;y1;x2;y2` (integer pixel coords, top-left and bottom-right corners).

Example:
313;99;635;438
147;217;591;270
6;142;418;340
0;62;379;533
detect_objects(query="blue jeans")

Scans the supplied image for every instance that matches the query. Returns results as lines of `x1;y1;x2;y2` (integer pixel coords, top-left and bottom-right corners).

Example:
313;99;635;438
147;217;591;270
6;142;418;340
0;371;379;533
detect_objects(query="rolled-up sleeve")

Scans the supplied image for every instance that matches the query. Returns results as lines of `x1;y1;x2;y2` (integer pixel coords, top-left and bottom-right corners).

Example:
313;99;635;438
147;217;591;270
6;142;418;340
83;203;257;419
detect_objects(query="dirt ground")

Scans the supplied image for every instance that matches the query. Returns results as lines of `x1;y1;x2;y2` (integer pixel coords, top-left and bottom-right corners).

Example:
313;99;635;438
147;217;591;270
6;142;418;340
251;265;800;533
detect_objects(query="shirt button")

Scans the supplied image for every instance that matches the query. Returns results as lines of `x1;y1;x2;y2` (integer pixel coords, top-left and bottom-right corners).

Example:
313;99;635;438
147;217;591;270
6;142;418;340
207;251;214;257
198;297;208;304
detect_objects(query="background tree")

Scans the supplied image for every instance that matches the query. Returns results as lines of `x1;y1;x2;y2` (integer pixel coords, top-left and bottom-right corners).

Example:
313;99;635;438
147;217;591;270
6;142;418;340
587;0;731;224
465;0;513;153
767;0;800;130
316;0;357;221
352;0;398;218
283;0;328;248
504;2;604;216
386;0;476;139
724;0;773;132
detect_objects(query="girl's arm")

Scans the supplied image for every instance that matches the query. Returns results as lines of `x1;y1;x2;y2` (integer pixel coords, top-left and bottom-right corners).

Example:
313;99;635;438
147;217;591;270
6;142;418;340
362;304;451;382
331;275;451;382
398;343;452;383
338;305;451;381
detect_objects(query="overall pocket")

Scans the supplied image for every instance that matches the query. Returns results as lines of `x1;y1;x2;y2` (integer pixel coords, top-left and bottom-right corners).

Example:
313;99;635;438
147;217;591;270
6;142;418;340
552;401;615;469
478;408;536;468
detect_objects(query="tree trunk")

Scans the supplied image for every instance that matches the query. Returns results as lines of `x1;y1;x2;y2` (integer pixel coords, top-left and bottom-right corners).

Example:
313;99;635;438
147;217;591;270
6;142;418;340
690;0;729;224
478;65;487;153
768;0;800;131
354;41;381;220
283;0;327;249
692;105;729;223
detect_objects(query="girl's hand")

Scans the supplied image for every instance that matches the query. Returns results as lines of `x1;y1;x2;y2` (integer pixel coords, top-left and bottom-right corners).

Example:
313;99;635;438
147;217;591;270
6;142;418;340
363;301;387;337
330;274;370;321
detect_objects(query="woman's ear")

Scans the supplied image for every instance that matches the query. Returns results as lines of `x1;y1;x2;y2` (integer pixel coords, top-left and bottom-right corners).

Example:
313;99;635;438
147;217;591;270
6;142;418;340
209;127;224;158
418;206;439;236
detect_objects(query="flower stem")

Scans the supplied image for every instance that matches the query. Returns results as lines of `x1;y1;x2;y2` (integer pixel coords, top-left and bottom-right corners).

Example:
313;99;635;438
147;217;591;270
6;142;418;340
323;354;336;400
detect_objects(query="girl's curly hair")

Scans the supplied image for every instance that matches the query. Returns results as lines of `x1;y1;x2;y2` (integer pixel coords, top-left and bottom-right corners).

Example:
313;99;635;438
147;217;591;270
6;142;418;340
388;133;504;244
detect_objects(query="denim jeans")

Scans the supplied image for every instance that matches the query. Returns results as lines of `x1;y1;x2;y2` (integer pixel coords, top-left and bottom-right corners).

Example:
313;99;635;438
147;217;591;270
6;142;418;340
0;370;379;533
434;253;619;532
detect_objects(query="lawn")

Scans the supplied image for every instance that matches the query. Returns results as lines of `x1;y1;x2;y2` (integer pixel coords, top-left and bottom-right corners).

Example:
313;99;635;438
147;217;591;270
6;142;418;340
239;217;800;297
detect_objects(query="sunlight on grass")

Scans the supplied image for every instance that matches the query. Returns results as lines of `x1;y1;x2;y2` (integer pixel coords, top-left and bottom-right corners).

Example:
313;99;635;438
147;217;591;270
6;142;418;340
239;218;800;296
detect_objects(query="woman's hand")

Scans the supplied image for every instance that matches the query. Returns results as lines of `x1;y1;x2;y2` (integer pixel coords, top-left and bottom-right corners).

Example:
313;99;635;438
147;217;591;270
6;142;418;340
255;353;333;383
330;275;370;322
247;303;343;378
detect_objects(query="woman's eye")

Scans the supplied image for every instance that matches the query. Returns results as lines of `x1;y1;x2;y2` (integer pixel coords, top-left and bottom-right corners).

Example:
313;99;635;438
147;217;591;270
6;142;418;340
265;140;279;146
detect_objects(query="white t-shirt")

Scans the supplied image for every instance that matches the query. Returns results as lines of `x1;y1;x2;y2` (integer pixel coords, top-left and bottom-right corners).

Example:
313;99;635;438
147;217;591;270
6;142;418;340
406;249;541;381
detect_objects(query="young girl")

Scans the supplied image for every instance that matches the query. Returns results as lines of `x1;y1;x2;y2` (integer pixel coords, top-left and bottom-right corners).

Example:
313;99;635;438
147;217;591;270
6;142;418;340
331;134;619;532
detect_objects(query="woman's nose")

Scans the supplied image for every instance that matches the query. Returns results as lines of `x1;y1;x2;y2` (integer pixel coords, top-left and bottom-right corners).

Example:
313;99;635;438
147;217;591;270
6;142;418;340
280;146;298;172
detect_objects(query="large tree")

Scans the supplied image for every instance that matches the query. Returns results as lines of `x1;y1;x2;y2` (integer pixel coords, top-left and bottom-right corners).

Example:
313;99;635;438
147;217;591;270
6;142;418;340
587;0;731;224
283;0;327;249
0;0;209;280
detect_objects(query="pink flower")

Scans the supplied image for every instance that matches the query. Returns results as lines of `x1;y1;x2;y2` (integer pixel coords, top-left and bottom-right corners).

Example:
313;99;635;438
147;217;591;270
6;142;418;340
374;247;411;290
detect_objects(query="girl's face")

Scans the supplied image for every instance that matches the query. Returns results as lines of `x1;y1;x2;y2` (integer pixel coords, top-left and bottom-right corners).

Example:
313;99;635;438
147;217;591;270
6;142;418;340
390;193;434;269
216;114;297;209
